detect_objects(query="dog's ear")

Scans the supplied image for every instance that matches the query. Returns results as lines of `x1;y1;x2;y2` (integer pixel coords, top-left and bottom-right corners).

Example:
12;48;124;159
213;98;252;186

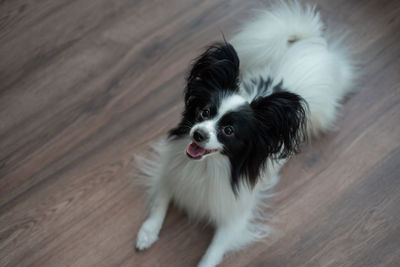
185;42;240;106
250;91;308;159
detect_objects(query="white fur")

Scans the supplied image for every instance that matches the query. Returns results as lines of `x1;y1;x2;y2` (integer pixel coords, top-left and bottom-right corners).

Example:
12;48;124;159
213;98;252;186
216;94;247;117
231;1;323;74
136;2;354;266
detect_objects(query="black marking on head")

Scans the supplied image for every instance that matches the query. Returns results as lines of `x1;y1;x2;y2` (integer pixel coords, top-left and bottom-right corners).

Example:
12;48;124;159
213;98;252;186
216;105;258;192
214;90;307;193
243;76;273;98
169;41;240;139
185;41;240;104
168;91;222;138
272;80;284;93
257;77;272;93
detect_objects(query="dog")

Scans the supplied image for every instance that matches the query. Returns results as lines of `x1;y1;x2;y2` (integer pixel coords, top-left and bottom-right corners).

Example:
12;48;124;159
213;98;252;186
135;2;354;266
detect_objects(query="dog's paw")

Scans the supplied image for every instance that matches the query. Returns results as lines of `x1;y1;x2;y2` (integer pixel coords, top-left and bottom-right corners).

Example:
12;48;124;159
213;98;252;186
136;222;159;251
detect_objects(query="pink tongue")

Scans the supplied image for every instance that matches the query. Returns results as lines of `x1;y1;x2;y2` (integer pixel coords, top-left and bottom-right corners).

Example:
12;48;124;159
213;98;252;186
186;143;206;158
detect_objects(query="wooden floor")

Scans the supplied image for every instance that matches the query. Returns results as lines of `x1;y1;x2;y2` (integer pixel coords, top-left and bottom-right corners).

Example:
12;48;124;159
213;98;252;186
1;0;399;266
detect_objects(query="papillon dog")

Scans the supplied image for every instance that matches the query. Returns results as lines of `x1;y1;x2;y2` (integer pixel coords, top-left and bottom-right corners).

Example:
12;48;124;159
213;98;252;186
135;2;354;266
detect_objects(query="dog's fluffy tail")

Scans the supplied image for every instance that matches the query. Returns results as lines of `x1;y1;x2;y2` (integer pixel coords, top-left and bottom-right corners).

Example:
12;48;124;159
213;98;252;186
231;1;323;73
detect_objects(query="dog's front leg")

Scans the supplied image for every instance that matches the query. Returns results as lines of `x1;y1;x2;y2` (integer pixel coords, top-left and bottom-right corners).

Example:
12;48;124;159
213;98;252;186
136;188;170;250
197;218;249;267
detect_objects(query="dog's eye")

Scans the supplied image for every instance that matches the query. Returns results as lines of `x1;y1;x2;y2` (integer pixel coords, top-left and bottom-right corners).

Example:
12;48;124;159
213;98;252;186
200;108;210;120
223;126;234;136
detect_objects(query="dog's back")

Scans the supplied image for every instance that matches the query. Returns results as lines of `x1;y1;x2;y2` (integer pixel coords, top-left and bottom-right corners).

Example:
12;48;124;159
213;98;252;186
233;1;355;137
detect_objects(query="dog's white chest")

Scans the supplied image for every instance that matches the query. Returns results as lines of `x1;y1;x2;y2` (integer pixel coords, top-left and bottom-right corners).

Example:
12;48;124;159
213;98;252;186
162;142;251;224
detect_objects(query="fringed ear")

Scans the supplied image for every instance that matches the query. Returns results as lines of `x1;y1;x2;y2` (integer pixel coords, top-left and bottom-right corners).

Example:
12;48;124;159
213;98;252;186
185;42;240;105
250;91;308;159
227;91;307;193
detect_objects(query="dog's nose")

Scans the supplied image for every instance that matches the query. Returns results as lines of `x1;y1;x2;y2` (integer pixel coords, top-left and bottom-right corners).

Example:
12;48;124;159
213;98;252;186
193;129;209;143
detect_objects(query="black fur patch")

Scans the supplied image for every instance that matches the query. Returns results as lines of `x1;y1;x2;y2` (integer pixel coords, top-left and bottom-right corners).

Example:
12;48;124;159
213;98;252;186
249;91;308;159
169;42;240;138
215;91;307;191
185;41;240;102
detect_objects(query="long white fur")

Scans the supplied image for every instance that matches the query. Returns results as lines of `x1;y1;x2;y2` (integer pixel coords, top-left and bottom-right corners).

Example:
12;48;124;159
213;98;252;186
136;2;354;267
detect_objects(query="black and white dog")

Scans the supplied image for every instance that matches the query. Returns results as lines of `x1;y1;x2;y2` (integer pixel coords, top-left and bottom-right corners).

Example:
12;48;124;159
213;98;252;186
136;2;354;266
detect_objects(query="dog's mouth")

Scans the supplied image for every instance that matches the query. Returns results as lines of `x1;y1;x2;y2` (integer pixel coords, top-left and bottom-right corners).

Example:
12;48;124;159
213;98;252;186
186;142;218;160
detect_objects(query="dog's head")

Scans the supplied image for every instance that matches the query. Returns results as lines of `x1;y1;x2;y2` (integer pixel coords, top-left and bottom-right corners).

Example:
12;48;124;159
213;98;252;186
169;42;307;189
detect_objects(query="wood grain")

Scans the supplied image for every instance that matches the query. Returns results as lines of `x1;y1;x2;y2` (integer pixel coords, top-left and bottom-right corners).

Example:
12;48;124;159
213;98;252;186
0;0;399;266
